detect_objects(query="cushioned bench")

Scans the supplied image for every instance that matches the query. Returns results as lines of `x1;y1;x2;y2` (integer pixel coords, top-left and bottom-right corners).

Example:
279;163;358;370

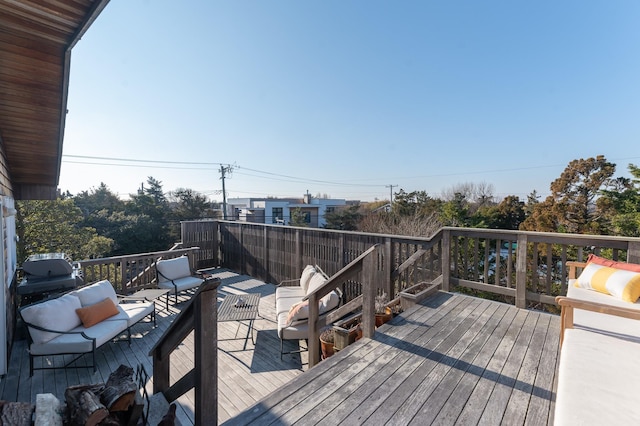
555;255;640;424
156;256;204;308
20;280;155;376
276;265;341;358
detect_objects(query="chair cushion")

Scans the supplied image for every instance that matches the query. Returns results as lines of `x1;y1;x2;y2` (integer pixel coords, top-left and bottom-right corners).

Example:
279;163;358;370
556;328;640;424
275;286;305;316
21;294;82;344
575;262;640;302
68;280;118;307
156;256;192;282
566;285;640;340
113;302;155;327
75;297;119;328
29;318;128;356
157;275;202;292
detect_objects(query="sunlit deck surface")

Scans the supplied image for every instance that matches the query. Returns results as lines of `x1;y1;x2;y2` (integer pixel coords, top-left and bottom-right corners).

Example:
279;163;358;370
1;270;560;425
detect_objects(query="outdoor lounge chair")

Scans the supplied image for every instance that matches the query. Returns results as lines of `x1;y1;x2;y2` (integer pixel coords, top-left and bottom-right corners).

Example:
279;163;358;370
156;256;204;309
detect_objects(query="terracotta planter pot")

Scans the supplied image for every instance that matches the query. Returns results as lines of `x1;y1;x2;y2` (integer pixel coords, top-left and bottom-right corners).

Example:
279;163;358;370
375;307;393;327
320;337;334;359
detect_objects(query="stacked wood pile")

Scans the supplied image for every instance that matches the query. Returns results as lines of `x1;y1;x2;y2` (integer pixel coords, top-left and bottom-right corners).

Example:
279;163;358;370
64;365;142;426
0;401;33;425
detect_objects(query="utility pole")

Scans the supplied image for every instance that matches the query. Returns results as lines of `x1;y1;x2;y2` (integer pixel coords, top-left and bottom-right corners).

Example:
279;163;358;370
385;184;397;205
219;165;233;219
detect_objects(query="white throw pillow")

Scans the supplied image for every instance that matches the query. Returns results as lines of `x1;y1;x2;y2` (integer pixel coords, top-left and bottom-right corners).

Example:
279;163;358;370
69;280;118;307
306;272;327;296
300;265;316;294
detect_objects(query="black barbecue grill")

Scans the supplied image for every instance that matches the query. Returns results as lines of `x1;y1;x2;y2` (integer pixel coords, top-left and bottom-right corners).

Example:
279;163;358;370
18;253;83;304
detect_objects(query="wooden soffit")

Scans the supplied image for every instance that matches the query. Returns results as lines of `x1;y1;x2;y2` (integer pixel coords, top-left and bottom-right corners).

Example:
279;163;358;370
0;0;110;199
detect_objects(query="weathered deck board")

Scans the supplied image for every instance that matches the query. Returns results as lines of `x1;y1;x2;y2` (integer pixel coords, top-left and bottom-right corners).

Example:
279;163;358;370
224;291;560;426
2;272;560;425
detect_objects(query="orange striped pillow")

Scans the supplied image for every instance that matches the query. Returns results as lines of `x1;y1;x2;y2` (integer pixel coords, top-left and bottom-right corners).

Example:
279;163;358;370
575;262;640;303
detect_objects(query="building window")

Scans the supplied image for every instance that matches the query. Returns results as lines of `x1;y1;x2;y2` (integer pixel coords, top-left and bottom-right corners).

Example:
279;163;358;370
303;212;311;223
325;206;335;214
272;207;283;223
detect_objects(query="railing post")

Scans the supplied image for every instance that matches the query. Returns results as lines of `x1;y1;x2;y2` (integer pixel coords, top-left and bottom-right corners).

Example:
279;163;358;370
263;226;270;283
194;278;218;425
441;229;451;292
384;237;393;298
515;234;528;308
295;228;302;278
628;241;640;264
119;261;126;293
308;292;320;367
213;220;220;267
362;248;377;339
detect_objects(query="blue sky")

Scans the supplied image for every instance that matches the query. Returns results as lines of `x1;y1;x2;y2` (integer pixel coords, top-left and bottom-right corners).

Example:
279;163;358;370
60;1;640;202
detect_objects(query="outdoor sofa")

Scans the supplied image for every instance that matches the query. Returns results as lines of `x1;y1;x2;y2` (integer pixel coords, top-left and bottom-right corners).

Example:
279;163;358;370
20;279;155;376
276;264;341;358
555;254;640;424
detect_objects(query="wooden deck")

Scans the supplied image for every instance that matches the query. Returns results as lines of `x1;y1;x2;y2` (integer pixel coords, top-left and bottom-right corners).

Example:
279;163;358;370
1;271;560;425
223;291;560;425
0;269;308;425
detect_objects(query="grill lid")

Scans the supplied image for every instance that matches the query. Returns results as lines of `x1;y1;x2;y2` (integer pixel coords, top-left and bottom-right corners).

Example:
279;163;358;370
22;253;73;278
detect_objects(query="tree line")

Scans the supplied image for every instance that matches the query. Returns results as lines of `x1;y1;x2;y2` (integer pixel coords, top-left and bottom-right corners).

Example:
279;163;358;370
17;177;220;262
16;155;640;263
325;155;640;238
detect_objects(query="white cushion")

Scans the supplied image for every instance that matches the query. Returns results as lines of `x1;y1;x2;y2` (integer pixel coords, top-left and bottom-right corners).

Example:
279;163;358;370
21;294;82;344
157;275;202;292
29;318;128;355
275;286;305;316
110;302;154;327
566;285;640;340
300;265;316;294
156;256;192;282
68;280;118;307
306;273;327;296
556;328;640;424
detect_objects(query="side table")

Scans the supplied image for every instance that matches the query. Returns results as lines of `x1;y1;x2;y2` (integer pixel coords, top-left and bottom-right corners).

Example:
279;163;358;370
218;293;260;348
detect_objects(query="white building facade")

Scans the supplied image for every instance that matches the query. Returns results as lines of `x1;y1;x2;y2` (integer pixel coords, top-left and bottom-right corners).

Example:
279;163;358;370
227;194;347;228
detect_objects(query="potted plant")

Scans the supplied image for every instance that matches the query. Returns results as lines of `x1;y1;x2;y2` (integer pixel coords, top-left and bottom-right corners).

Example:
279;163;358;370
319;328;335;359
375;292;393;327
399;281;439;311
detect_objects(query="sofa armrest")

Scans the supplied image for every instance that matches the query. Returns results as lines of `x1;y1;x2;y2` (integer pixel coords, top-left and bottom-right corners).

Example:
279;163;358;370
555;295;640;345
567;261;587;280
277;278;302;287
21;319;95;343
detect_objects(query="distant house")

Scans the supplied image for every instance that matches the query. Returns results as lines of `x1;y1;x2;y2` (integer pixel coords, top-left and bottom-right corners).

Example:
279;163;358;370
227;194;347;228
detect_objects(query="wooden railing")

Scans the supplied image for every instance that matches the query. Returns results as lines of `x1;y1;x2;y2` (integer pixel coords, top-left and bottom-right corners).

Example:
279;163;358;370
304;244;381;366
77;247;200;294
149;278;220;425
182;220;640;310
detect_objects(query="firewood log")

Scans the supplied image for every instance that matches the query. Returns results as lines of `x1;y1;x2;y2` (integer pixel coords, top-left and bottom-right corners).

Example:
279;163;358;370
0;401;34;426
64;388;108;426
101;365;137;412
